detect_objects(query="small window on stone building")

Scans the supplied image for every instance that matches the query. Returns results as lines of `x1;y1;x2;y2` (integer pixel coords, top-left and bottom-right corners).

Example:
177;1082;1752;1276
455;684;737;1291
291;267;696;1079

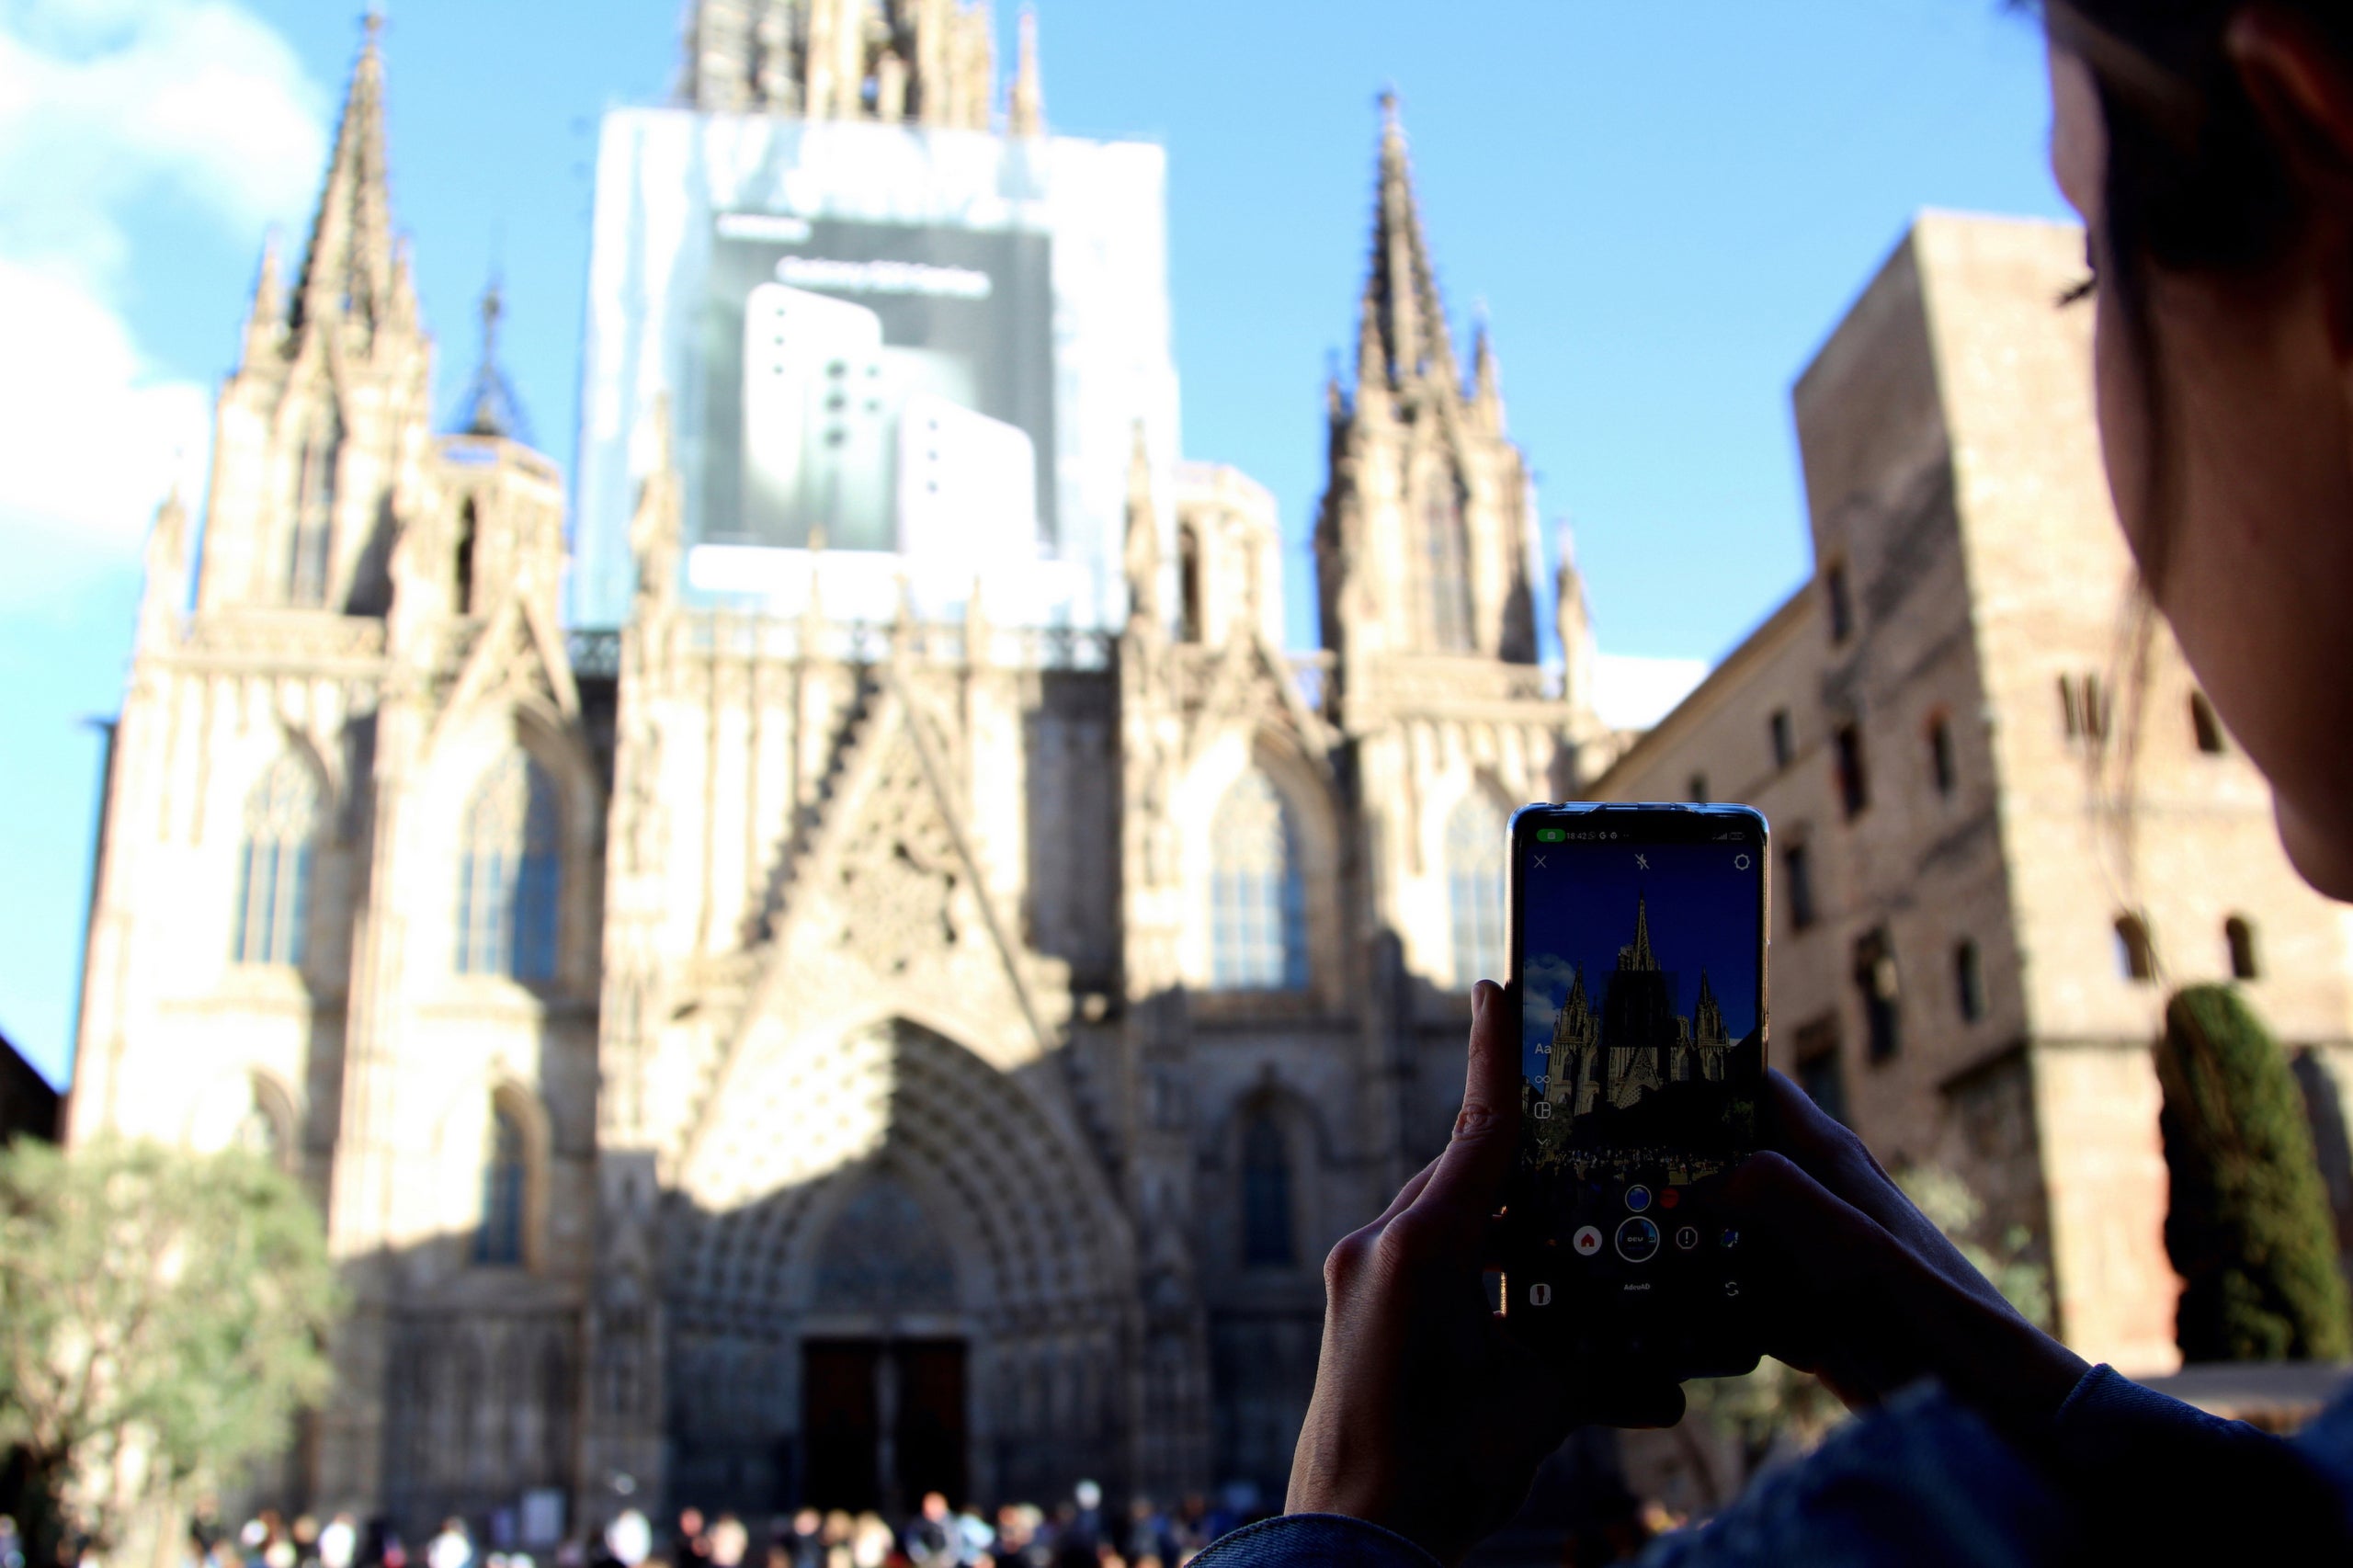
1688;773;1710;805
474;1102;528;1267
1955;937;1986;1023
1836;723;1869;818
2082;675;2109;740
1241;1108;1295;1268
233;754;322;968
454;499;479;615
1769;709;1794;770
2226;915;2260;981
1793;1014;1847;1124
1825;563;1854;644
2114;913;2156;983
1178;524;1203;643
1854;928;1901;1062
1928;715;1956;798
2058;676;2081;739
457;751;563;982
1784;843;1817;933
1210;768;1308;991
2191;691;2226;755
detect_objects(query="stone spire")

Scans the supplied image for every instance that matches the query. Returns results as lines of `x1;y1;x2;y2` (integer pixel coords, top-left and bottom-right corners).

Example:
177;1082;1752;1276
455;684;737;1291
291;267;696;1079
1623;893;1656;971
242;233;286;367
1471;316;1503;429
1358;93;1459;397
293;16;396;336
457;276;530;443
1006;7;1043;135
138;489;190;646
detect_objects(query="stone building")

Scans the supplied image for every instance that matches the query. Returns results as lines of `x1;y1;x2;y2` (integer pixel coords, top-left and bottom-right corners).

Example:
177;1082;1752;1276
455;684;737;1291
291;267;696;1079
1592;211;2353;1375
66;12;1597;1536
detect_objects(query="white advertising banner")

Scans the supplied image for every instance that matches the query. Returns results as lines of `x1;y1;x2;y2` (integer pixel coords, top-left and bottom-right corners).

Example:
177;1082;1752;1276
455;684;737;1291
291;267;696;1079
571;110;1179;635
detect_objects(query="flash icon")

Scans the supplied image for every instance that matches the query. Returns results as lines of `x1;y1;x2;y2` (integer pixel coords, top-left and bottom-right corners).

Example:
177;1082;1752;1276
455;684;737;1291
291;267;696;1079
1634;853;1651;871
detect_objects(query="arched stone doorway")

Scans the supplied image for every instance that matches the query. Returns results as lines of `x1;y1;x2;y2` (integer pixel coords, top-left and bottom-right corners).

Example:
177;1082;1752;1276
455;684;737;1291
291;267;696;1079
663;1017;1133;1512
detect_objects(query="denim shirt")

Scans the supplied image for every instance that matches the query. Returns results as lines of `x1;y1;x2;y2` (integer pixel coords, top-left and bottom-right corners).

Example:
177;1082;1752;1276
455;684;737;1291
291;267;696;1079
1189;1366;2353;1567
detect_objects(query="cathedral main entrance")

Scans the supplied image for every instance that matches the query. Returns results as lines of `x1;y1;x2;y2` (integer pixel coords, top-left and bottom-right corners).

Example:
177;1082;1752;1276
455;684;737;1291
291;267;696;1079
801;1339;968;1512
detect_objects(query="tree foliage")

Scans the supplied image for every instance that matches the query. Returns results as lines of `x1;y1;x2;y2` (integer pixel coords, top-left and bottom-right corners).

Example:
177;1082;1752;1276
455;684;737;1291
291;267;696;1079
0;1140;344;1559
2157;984;2352;1362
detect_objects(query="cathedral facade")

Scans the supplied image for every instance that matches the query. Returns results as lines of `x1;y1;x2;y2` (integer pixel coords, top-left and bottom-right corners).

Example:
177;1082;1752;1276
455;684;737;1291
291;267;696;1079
66;9;1605;1537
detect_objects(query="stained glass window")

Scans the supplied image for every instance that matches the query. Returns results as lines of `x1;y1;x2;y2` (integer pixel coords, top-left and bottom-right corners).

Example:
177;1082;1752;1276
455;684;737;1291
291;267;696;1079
232;754;320;967
1446;793;1506;989
1425;479;1474;652
287;409;341;607
1210;769;1307;991
457;752;561;981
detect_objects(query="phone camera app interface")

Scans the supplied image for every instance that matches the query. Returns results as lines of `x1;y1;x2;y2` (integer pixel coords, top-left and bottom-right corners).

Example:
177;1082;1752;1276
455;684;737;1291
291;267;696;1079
1518;822;1763;1187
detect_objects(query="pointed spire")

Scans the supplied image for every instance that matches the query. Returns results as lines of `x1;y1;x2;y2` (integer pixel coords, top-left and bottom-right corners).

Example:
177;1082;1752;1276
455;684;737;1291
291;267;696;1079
1472;313;1504;427
1007;7;1044;136
1626;893;1656;971
293;15;396;336
459;274;531;443
1123;420;1161;635
243;234;286;366
1357;91;1459;396
139;488;190;645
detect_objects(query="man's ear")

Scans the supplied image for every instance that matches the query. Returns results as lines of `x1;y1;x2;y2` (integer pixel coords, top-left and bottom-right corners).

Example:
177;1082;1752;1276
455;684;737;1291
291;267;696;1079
2231;7;2353;358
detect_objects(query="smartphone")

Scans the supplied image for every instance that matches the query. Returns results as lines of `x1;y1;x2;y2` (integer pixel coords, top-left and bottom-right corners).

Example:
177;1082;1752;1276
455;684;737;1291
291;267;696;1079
1500;801;1768;1386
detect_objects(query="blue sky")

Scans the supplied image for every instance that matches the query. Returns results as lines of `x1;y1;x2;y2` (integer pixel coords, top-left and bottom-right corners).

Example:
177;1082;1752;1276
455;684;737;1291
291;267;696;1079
0;1;2069;1086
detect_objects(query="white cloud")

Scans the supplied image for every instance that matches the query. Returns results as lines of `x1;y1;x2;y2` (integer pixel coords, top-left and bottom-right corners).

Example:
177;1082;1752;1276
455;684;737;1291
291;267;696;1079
1592;652;1710;732
0;1;327;575
0;0;327;279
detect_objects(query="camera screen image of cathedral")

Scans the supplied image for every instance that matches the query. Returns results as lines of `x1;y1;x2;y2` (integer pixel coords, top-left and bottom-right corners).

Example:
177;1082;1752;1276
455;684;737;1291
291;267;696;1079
698;215;1056;571
1518;842;1763;1176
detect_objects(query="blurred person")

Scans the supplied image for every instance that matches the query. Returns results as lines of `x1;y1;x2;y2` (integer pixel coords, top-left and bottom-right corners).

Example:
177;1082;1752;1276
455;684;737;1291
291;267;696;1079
901;1494;954;1568
846;1515;892;1568
782;1512;823;1568
0;1517;22;1568
817;1512;853;1568
318;1517;357;1568
1183;17;2353;1559
425;1521;471;1568
293;1517;321;1568
949;1504;991;1568
604;1512;651;1568
673;1513;710;1568
705;1518;747;1568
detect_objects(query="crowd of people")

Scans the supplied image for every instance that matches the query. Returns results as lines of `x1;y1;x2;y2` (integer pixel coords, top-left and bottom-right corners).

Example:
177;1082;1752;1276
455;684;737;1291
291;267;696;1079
170;1487;1271;1568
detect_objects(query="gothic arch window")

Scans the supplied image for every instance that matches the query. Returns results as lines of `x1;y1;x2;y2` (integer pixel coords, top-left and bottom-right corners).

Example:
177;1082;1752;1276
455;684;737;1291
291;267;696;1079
474;1098;529;1267
1178;523;1204;642
233;753;321;967
457;751;562;981
1241;1106;1295;1268
454;498;480;615
287;407;343;607
1424;472;1474;652
2225;915;2260;981
1446;791;1507;989
2114;913;2156;983
1210;767;1308;991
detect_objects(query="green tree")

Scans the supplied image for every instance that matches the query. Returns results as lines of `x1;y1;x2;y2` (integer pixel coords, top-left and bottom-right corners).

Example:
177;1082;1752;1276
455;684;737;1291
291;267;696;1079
0;1140;344;1565
2157;984;2352;1361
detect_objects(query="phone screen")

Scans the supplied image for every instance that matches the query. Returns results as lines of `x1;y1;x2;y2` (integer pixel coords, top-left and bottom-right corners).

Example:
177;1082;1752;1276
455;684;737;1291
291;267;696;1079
1505;803;1768;1374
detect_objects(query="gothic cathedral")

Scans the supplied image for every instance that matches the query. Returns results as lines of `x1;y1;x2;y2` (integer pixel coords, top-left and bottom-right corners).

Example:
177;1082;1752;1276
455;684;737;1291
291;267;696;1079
69;11;1608;1533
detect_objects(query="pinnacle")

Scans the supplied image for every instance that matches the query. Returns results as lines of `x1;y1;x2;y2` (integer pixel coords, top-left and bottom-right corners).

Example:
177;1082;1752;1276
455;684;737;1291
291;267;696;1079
1354;91;1459;398
291;16;397;336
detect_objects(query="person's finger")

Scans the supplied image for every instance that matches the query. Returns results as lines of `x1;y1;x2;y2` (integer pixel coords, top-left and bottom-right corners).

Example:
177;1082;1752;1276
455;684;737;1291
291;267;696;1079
1401;981;1519;1243
1370;1157;1441;1230
1723;1151;1936;1400
1759;1071;2006;1303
